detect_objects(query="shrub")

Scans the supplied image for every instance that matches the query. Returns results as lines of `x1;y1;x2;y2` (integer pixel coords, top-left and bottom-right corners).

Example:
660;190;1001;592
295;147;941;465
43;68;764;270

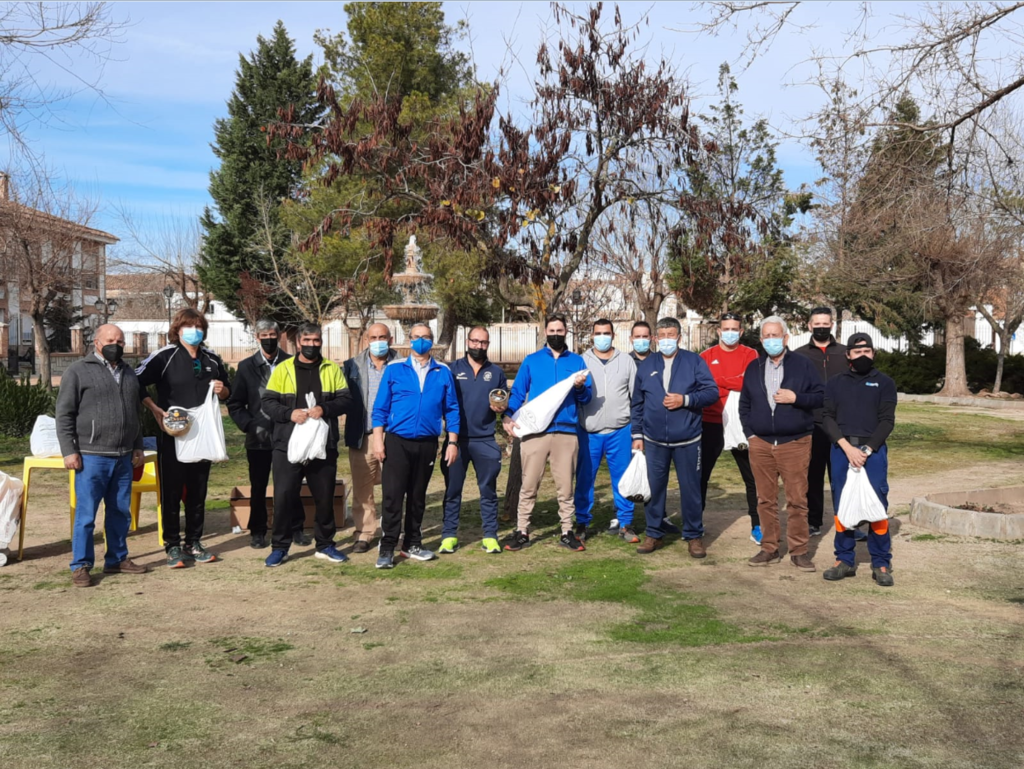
873;338;1024;394
0;371;57;437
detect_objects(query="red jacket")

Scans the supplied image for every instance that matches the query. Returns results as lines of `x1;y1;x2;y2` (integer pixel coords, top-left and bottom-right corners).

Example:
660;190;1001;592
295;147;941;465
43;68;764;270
699;344;758;424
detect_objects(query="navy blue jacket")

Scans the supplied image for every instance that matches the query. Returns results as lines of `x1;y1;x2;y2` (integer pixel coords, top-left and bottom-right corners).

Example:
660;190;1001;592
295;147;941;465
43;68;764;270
630;351;719;445
372;357;460;439
738;351;824;445
507;346;593;435
448;357;508;441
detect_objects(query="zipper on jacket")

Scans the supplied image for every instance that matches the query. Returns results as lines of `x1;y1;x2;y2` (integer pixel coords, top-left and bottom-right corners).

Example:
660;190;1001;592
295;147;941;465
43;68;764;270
90;420;96;444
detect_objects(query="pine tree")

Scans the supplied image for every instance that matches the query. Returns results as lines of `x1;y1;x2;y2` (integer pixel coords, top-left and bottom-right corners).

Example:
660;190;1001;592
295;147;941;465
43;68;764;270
197;21;319;323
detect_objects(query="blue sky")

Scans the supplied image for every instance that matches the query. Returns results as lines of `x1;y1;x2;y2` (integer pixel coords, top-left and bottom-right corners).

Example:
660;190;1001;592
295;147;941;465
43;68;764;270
11;1;916;249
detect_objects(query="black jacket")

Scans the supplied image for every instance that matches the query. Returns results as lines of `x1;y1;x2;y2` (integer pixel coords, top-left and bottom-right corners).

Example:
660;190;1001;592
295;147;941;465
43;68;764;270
739;351;825;445
793;337;848;424
342;348;399;449
135;343;231;409
227;349;292;451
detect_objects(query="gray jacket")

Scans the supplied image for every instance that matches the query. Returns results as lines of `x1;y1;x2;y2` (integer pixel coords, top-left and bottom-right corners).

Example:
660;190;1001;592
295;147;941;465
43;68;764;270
56;354;144;457
578;348;636;434
343;347;399;449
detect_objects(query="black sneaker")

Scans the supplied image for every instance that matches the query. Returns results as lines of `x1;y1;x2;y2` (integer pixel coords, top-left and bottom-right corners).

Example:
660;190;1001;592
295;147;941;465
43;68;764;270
185;542;217;564
250;534;268;549
166;546;186;569
809;525;822;537
503;530;530;551
559;530;586;552
574;523;589;542
293;529;312;547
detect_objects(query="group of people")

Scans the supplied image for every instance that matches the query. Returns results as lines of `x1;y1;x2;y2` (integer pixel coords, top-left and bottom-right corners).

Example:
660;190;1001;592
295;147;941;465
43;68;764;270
55;304;896;588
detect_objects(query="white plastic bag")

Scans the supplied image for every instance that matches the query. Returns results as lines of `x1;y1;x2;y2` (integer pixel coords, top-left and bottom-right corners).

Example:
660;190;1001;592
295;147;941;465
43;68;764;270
174;383;229;463
510;371;589;438
722;391;747;451
0;470;24;563
287;393;329;465
836;466;887;530
618;450;651;503
30;415;61;457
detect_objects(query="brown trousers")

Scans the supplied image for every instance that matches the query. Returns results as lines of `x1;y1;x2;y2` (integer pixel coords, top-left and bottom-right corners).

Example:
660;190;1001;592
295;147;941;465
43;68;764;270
517;432;579;533
347;439;382;543
748;435;811;556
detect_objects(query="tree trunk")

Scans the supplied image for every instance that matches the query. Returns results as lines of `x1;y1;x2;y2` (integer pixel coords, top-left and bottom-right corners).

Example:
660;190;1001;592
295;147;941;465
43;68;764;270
32;312;52;389
936;314;969;397
994;325;1011;394
437;306;456;353
501;437;522;523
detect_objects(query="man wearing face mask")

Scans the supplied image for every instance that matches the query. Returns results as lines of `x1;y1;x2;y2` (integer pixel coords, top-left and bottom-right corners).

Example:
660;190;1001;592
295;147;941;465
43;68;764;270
56;324;147;587
793;307;848;536
227;319;295;549
630;318;719;557
630;321;653;363
372;323;460;569
738;316;824;571
699;312;761;544
502;314;592;552
137;308;230;568
438;326;508;554
821;333;897;587
262;323;353;567
575;319;638;541
343;323;399;553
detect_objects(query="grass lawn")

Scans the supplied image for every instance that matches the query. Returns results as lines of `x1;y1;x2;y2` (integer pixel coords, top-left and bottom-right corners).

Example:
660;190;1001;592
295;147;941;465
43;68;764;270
0;402;1022;769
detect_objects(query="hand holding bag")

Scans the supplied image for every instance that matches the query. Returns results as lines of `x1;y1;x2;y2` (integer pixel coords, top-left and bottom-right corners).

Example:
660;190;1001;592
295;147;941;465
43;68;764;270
174;383;229;463
836;465;887;530
618;450;651;503
287;393;329;465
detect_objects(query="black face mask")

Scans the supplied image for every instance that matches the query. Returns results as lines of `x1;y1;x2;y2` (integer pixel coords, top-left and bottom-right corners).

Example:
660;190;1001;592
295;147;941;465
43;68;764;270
101;344;123;363
300;345;322;361
850;355;874;374
547;334;567;352
260;338;279;355
811;327;832;343
467;347;487;362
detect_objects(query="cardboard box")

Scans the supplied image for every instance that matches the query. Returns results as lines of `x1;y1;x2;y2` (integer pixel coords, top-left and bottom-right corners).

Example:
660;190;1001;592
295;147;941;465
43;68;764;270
229;478;348;530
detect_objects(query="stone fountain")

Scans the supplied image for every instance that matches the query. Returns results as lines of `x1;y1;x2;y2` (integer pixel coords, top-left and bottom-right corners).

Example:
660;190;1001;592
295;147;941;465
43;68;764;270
383;236;444;355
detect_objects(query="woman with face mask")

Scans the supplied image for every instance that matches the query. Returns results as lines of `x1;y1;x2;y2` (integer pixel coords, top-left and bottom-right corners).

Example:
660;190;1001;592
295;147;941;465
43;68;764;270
136;308;231;569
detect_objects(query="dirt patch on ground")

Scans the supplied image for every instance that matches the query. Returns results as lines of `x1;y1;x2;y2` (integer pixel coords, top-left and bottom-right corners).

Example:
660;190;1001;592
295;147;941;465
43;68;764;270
1;449;1023;768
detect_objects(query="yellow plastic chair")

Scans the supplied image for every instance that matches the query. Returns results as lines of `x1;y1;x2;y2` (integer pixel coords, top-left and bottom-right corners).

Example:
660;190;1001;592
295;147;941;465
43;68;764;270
18;451;161;561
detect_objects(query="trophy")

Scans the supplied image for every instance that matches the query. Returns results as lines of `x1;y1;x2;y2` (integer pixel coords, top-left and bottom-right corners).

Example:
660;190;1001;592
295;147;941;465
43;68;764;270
489;388;509;410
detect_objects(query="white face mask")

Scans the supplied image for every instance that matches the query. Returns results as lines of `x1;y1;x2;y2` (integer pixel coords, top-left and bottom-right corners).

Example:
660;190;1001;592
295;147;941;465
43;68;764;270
593;334;613;352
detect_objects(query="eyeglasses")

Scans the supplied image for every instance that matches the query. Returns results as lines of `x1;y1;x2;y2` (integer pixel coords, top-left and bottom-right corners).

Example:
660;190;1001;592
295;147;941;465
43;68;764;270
467;339;490;348
192;358;203;379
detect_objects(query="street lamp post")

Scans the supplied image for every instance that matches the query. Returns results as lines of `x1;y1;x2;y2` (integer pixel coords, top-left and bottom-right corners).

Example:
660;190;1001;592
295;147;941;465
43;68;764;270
162;285;174;330
94;298;118;324
571;288;582;351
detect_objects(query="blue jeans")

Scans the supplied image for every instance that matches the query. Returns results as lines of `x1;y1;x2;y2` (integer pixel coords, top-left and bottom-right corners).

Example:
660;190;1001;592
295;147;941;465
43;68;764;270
830;444;891;569
574;425;635;526
644;440;703;540
70;453;133;571
441;438;502;539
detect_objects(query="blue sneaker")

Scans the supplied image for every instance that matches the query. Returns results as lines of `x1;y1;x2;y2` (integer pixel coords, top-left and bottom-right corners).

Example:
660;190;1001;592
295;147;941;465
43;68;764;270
376;550;395;570
265;549;289;568
314;545;349;564
750;526;763;545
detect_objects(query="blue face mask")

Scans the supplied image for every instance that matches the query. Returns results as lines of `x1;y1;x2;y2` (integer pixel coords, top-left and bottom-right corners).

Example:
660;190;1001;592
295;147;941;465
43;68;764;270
763;338;785;357
593;334;613;353
181;327;203;346
720;330;741;346
632;338;650;354
410;337;433;355
658;338;678;356
369;340;389;357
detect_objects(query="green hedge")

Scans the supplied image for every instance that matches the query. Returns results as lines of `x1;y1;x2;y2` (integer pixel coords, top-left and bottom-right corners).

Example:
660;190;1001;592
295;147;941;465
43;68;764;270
874;338;1024;394
0;372;57;438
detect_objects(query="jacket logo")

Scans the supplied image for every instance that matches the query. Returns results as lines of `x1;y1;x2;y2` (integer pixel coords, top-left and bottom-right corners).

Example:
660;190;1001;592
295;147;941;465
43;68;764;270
866;382;879;387
483;371;493;382
456;373;468;380
650;371;658;377
711;359;719;365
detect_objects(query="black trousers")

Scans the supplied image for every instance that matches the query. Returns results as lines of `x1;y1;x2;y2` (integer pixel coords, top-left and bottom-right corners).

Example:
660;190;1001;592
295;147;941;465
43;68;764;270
158;432;212;551
699;421;760;527
806;425;833;528
246;449;303;537
271;450;338;551
380;433;439;552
